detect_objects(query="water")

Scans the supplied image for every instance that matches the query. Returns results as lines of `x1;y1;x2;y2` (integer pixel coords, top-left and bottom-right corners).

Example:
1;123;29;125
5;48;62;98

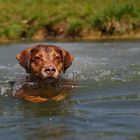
0;41;140;140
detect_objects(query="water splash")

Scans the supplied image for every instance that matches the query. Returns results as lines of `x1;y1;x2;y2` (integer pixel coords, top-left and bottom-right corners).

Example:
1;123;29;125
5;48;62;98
1;62;140;96
66;64;140;84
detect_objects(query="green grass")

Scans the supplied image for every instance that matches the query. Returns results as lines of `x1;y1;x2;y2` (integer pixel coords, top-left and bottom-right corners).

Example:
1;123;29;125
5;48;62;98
0;0;140;40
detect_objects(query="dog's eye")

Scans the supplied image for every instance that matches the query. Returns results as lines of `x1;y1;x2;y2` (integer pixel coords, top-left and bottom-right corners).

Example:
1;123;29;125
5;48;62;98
55;56;61;61
33;56;41;61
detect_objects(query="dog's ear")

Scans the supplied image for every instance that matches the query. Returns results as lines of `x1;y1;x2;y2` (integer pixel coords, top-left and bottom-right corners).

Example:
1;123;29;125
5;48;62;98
60;48;74;72
16;48;33;73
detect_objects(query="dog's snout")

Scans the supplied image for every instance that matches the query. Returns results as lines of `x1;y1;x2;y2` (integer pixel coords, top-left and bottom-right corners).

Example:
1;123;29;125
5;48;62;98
44;66;56;75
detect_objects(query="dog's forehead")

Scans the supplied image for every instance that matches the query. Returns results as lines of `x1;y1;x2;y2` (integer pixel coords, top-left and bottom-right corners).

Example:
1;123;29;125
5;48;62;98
32;45;61;55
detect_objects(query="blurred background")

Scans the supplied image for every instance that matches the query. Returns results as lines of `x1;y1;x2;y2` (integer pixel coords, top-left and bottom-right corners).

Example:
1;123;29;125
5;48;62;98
0;0;140;42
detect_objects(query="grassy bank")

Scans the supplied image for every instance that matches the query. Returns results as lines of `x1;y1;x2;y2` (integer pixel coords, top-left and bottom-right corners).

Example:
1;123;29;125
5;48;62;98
0;0;140;42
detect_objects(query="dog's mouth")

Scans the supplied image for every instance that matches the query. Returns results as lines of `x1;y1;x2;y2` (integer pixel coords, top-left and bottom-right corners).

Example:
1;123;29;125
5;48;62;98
31;71;60;83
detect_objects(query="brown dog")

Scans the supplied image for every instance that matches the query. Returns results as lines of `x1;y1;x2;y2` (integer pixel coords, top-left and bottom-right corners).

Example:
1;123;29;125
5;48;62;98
16;44;74;81
15;44;74;103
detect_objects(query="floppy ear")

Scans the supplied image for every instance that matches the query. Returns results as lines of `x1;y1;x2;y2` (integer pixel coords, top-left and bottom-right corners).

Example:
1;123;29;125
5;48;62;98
61;48;74;72
16;48;33;73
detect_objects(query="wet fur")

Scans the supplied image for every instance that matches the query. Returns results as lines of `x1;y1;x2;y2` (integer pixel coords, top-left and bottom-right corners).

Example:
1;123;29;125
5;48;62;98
15;44;74;103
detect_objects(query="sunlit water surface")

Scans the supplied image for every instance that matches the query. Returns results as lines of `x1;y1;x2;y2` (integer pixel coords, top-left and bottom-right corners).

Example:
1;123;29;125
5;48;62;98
1;41;140;140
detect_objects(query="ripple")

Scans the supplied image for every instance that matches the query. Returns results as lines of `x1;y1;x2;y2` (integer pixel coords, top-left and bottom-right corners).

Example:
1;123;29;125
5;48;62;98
1;62;140;99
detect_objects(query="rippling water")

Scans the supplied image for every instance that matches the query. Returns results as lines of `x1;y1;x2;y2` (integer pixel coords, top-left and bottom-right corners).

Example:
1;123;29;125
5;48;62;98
1;41;140;140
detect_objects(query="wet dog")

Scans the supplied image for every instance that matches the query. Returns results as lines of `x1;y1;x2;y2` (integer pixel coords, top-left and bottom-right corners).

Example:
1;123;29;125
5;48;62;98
15;44;74;102
16;44;74;81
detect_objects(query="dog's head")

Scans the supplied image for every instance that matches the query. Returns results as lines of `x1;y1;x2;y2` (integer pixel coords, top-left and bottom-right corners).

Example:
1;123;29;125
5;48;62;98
16;45;74;81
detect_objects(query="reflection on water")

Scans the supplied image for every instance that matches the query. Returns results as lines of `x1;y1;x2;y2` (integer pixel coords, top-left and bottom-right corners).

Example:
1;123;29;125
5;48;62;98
1;42;140;140
13;78;75;103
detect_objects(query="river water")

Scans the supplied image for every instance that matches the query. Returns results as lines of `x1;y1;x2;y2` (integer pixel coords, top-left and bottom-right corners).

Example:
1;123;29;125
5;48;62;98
0;41;140;140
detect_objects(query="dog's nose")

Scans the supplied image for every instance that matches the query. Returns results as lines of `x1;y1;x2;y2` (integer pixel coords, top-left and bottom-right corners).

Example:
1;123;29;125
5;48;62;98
45;66;56;75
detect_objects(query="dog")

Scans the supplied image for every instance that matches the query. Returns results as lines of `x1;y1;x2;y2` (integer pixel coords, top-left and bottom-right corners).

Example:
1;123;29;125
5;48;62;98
14;44;74;103
16;44;74;81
